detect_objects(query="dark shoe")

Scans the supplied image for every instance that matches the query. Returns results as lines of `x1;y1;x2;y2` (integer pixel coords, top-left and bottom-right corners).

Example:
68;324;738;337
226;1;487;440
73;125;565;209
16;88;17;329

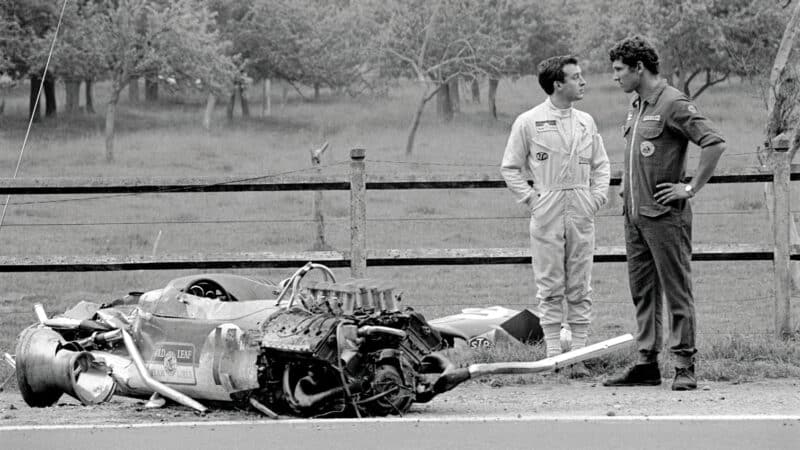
568;362;591;379
603;363;661;386
671;365;697;391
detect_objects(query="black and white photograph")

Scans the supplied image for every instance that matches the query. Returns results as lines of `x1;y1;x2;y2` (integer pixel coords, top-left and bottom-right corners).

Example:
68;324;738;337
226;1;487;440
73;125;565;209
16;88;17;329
1;0;799;448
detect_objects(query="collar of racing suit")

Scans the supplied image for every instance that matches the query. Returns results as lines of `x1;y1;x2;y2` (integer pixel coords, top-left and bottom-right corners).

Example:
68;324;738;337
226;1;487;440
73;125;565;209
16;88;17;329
545;97;573;118
632;79;668;109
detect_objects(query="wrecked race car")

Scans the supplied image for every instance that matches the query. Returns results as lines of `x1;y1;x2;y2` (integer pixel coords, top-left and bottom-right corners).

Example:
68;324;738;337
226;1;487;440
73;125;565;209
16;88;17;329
12;262;633;418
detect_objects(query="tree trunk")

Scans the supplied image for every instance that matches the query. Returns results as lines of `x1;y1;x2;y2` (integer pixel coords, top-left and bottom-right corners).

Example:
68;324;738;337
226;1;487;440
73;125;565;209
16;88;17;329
314;83;320;101
84;79;95;114
145;76;158;102
262;78;271;117
239;85;250;118
762;1;800;298
436;82;453;122
488;78;499;119
29;75;41;122
203;92;216;131
128;77;140;103
226;90;236;121
449;78;460;113
764;181;800;292
105;84;122;162
44;72;56;117
65;79;80;112
406;89;433;155
471;78;480;103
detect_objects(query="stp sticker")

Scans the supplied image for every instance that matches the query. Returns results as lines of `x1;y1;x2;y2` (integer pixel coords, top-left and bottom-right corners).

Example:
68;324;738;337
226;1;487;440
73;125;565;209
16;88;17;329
468;336;493;349
149;342;197;385
640;141;655;157
535;152;549;161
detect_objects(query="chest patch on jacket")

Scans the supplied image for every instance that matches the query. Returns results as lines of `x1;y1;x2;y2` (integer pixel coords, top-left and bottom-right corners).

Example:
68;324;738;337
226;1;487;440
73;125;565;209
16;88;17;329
640;141;655;157
642;115;661;122
535;120;558;132
536;152;549;161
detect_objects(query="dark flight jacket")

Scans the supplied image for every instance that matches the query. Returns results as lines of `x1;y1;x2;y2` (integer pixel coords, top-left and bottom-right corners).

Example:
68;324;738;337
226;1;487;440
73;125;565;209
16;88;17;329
622;81;725;219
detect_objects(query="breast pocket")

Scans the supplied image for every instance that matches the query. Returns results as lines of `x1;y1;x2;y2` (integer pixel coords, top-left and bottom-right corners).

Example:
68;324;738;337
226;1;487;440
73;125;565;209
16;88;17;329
638;121;664;140
637;121;664;160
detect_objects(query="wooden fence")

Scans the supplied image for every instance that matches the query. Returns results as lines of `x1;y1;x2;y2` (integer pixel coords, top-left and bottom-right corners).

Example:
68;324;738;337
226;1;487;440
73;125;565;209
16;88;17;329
0;147;797;336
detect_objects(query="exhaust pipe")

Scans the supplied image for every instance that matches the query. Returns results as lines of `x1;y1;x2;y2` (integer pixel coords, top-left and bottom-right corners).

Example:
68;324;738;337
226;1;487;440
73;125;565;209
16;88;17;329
15;326;116;407
118;329;207;413
433;333;634;394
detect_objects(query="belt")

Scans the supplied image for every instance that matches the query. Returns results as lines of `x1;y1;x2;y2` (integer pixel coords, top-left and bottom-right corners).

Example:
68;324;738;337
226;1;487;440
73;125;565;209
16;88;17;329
536;184;587;193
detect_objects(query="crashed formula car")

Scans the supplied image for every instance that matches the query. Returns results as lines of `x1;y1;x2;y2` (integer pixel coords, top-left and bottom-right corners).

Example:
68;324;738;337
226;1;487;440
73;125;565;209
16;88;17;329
13;262;633;418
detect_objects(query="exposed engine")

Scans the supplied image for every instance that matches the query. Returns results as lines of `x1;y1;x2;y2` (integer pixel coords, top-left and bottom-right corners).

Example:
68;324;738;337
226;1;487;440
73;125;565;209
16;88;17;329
248;276;448;417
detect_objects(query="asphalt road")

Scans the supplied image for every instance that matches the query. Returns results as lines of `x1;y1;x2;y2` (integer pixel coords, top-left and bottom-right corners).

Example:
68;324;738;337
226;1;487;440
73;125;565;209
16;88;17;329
2;416;800;450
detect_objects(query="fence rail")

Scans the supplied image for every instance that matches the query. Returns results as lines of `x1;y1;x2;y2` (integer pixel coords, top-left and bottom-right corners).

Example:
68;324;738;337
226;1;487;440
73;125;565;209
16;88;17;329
0;164;798;194
0;244;796;272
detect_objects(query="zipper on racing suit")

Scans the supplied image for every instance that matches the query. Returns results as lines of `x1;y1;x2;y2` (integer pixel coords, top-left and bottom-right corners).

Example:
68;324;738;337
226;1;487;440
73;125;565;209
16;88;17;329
628;101;644;218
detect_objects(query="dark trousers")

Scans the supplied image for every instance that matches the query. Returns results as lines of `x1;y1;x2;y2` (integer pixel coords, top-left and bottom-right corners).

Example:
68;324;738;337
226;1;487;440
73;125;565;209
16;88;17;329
624;203;696;367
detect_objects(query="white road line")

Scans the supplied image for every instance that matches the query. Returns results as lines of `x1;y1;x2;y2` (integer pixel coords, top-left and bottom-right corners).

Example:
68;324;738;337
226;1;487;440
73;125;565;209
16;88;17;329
2;414;799;432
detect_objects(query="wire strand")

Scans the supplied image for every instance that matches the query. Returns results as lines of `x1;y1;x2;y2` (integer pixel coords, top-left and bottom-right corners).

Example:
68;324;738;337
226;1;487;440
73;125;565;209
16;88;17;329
2;160;349;207
0;0;70;232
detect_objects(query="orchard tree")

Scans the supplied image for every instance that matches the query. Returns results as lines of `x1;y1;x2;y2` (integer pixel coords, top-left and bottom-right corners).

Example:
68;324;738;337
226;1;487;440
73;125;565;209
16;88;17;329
475;0;572;119
574;0;786;99
30;0;106;113
367;0;499;154
1;0;59;119
93;0;235;161
232;0;371;100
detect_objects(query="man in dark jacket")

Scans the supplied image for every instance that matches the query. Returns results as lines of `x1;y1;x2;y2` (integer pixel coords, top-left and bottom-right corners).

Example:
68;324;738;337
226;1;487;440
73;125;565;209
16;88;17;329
603;36;726;391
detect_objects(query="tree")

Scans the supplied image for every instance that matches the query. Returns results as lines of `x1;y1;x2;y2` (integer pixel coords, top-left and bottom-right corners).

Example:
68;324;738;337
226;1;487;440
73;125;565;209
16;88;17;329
574;0;787;99
1;0;60;120
29;0;106;113
230;0;372;102
366;0;500;154
91;0;235;161
474;0;572;118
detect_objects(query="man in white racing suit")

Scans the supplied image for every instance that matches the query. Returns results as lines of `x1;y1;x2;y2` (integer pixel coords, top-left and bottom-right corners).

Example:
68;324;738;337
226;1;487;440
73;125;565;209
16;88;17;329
501;55;610;374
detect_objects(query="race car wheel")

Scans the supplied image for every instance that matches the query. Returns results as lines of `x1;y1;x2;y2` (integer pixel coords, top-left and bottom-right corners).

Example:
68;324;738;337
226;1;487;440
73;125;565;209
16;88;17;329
359;364;413;416
15;326;64;407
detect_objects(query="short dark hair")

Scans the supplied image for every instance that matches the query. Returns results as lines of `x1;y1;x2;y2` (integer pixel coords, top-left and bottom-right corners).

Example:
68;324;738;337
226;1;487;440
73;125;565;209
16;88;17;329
537;55;579;95
608;36;660;75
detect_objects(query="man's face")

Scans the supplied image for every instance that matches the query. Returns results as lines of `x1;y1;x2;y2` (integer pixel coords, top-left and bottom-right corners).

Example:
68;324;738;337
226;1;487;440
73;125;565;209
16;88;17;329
555;63;586;102
612;59;639;93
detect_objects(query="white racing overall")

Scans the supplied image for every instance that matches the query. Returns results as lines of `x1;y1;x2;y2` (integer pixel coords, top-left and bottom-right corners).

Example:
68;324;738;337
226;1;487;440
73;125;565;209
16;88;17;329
501;98;610;354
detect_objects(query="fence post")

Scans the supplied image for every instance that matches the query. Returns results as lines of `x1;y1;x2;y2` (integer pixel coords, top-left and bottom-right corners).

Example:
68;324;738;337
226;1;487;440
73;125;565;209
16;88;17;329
310;142;330;250
770;136;792;338
350;148;367;278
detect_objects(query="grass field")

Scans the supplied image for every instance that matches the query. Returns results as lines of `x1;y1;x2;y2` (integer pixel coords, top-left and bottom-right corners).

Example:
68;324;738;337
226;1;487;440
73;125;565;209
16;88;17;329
0;74;798;387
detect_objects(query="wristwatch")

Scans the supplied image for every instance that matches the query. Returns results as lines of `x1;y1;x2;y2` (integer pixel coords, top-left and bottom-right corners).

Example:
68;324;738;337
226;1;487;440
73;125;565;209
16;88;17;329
684;184;695;197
